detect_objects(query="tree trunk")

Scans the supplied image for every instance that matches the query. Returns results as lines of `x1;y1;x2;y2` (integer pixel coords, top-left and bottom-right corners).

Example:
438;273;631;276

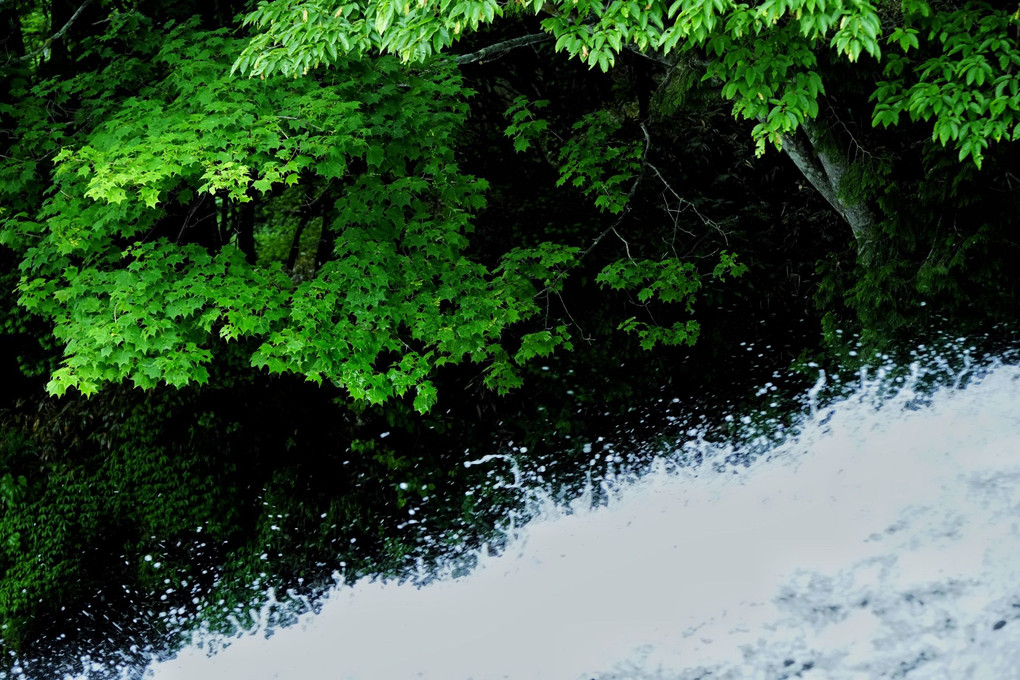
314;200;335;273
286;212;311;272
237;199;257;264
781;119;877;261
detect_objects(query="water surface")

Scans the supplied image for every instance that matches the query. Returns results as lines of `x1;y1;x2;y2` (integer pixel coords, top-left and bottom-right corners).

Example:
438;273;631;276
117;355;1020;679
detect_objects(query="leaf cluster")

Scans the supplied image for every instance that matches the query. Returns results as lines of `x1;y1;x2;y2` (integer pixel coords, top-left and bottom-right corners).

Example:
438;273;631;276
236;0;1019;165
3;22;591;407
871;5;1020;167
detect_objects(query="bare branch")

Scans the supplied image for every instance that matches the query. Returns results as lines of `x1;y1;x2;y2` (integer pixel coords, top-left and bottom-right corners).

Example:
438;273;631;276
455;33;553;65
19;0;94;63
639;124;729;244
645;160;729;245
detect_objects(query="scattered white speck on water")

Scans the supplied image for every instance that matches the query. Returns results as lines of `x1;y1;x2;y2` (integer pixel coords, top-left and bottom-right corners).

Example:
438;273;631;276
63;355;1020;680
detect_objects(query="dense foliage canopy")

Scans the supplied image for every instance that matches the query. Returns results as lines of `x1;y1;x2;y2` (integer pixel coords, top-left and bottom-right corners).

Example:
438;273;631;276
239;0;1020;165
3;0;1020;404
4;18;580;409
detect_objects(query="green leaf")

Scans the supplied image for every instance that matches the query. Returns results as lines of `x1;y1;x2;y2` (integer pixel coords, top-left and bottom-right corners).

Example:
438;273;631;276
412;380;437;412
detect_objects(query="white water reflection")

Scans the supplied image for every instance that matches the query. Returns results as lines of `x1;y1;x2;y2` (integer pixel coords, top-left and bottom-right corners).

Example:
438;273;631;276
101;360;1020;677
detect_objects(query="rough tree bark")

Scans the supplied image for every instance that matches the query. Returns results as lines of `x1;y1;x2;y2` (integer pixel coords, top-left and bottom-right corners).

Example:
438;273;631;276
780;119;878;261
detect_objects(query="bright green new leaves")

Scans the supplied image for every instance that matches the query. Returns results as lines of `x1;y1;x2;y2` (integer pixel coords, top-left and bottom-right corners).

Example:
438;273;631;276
35;243;290;396
706;28;824;154
3;24;580;407
53;23;365;208
871;7;1020;168
248;180;576;409
237;0;1019;164
235;0;881;154
236;0;886;71
237;0;502;76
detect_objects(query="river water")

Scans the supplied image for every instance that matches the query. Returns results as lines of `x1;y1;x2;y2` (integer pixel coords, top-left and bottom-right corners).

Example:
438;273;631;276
44;349;1020;678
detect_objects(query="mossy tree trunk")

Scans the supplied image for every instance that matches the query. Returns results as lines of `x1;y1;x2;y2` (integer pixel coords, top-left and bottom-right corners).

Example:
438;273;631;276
781;119;878;262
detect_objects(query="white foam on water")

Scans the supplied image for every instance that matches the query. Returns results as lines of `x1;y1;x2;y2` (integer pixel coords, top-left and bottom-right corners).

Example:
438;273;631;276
102;361;1020;678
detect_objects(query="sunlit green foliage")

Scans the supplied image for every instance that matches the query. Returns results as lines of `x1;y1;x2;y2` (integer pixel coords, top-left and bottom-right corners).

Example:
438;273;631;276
2;19;589;407
236;0;1020;162
871;5;1020;168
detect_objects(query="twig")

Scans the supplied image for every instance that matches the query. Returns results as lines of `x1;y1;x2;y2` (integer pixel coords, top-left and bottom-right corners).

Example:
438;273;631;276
644;159;729;245
557;289;593;342
610;225;634;260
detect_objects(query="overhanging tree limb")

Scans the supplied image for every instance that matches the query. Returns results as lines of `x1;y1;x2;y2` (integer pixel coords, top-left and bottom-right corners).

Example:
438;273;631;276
456;33;552;65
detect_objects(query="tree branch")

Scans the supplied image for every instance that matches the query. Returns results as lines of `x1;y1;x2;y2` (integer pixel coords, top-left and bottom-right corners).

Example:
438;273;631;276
19;0;94;63
780;127;842;213
785;120;877;256
455;33;553;65
624;45;679;68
